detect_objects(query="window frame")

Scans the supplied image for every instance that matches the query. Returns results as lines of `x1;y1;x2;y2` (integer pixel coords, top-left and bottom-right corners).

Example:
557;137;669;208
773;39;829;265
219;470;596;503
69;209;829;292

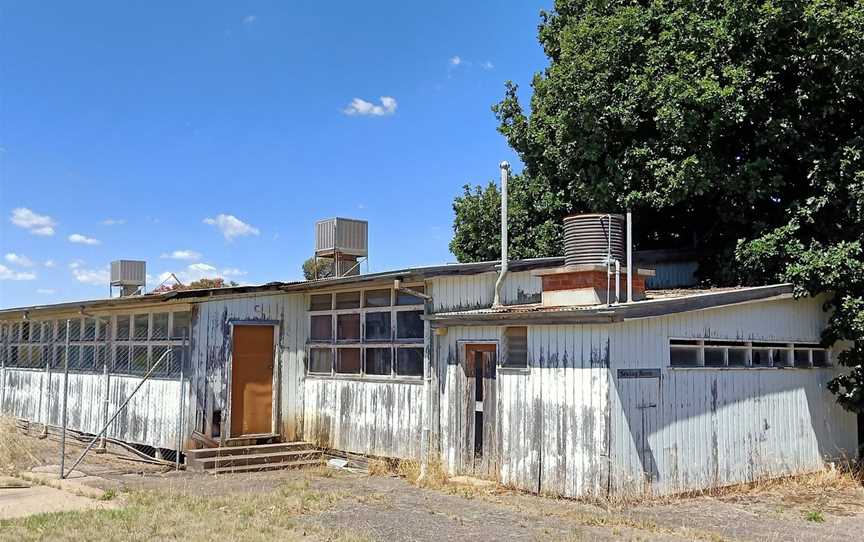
668;338;831;370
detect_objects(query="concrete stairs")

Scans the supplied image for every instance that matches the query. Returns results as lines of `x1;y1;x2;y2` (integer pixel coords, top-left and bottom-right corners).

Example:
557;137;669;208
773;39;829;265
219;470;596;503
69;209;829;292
185;442;323;475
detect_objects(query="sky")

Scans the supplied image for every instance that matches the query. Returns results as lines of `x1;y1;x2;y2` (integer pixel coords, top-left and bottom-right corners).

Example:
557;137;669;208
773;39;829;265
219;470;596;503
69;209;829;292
0;1;550;309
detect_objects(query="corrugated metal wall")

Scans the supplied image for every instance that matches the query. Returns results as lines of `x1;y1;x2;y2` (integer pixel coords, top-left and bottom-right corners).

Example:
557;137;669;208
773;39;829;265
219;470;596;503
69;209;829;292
303;378;423;459
607;296;857;495
190;292;306;441
429;270;541;312
0;368;186;450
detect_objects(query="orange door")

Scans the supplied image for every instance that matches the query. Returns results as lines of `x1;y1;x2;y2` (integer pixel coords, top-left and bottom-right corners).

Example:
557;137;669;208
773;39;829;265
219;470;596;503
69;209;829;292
231;325;274;436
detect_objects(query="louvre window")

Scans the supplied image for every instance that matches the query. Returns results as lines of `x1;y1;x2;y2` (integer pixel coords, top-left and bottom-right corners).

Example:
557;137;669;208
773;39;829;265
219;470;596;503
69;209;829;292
669;339;830;369
503;327;528;368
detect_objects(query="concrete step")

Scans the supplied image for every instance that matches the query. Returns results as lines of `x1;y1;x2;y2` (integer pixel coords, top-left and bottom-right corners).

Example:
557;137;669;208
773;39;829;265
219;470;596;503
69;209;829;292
186;441;314;460
189;449;322;470
206;458;323;476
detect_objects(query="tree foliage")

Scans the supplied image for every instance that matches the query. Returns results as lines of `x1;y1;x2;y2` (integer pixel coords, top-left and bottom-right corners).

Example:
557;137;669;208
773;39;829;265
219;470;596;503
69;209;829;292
151;277;239;293
302;257;334;281
451;0;864;410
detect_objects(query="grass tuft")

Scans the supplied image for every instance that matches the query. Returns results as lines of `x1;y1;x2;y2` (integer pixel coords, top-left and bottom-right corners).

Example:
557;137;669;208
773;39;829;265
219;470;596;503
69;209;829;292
0;416;39;474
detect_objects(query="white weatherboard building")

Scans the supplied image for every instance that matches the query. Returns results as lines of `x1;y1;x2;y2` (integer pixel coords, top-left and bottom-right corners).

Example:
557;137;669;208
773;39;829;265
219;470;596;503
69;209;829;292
0;215;856;497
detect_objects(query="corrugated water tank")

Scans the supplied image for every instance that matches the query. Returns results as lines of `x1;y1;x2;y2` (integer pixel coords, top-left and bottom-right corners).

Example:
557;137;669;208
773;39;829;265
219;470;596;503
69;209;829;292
315;218;368;258
563;214;626;266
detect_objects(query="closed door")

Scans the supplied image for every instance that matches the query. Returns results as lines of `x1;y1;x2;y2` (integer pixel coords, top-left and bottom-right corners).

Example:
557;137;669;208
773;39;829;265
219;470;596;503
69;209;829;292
463;344;497;477
617;376;660;490
231;325;275;436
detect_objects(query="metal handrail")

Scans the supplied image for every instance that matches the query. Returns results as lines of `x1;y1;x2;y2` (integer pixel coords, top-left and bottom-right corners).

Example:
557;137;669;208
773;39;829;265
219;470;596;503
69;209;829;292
62;346;175;479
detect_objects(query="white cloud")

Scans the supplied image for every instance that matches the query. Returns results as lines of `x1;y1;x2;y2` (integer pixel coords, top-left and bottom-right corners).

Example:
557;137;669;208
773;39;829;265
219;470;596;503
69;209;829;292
36;288;55;295
4;253;34;267
343;96;397;117
101;218;126;226
71;265;109;286
68;233;101;245
0;264;36;281
450;55;462;66
222;267;246;277
481;60;494;70
161;249;202;262
68;260;83;270
44;260;55;268
203;214;260;241
243;14;257;24
156;262;247;287
10;208;56;236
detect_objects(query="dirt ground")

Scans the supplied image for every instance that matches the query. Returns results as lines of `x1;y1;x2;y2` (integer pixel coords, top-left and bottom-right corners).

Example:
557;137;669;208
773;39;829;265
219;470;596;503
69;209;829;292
3;429;864;541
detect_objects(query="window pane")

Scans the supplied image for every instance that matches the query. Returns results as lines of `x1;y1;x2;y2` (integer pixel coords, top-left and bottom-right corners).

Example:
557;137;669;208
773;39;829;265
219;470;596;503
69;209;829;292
396;286;425;306
152;313;169;340
670;346;699;366
365;312;391;341
310;315;333;342
11;323;20;342
114;345;130;373
771;349;790;367
365;348;392;376
97;345;109;370
793;349;810;368
68;345;80;369
82;345;96;371
752;348;771;367
134;315;149;340
728;348;748;366
396;310;424;340
152;345;170;375
396;348;423;376
53;346;64;369
116;316;130;340
364;289;391;308
310;294;332;311
308;348;333;374
69;320;80;341
9;345;18;367
337;313;361;341
21;321;30;342
704;348;725;367
504;327;528;368
171;311;191;340
131;345;148;375
83;318;96;341
335;291;361;310
97;319;107;341
813;349;828;367
30;322;41;343
336;348;361;374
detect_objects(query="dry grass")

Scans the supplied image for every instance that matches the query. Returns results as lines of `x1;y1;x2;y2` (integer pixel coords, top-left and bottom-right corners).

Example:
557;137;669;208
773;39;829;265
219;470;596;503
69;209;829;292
0;479;372;542
0;416;39;474
368;458;451;490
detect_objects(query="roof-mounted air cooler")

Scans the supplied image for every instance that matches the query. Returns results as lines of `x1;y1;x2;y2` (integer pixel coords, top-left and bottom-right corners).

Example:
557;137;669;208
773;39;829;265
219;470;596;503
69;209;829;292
110;260;146;297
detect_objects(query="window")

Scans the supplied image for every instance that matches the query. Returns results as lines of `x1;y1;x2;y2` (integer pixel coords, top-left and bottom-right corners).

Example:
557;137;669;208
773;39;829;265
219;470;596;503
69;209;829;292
365;348;392;375
30;322;41;343
670;340;701;367
794;349;810;368
131;345;148;375
309;348;333;374
171;311;191;340
310;294;332;311
310;315;333;342
69;320;81;341
504;327;528;368
83;318;96;341
336;313;361;341
21;321;30;342
751;347;771;367
396;347;423;377
307;286;424;379
336;348;361;374
396;286;425;306
134;315;149;341
364;289;391;308
813;349;829;367
116;316;130;340
152;313;169;340
365;312;391;341
396;310;423;340
97;319;107;341
728;347;749;366
335;291;361;310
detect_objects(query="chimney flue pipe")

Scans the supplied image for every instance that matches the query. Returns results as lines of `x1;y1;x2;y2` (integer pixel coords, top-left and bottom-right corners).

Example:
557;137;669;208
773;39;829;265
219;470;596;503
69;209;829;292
493;161;510;308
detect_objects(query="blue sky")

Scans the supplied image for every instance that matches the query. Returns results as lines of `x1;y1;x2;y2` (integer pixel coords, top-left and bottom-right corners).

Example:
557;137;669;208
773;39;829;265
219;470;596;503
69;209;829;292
0;1;549;308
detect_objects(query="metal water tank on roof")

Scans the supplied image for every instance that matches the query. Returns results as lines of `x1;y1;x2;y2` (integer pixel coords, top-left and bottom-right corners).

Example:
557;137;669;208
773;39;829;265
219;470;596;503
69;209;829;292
563;214;626;266
315;218;368;258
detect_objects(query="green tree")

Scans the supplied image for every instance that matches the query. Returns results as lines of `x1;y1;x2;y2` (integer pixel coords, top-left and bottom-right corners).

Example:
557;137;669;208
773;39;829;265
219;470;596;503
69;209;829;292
302;257;334;281
452;0;864;409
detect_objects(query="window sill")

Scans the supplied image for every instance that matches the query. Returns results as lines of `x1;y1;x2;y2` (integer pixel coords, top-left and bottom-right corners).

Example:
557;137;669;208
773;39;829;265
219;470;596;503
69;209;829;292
668;366;833;371
305;373;423;385
498;366;530;375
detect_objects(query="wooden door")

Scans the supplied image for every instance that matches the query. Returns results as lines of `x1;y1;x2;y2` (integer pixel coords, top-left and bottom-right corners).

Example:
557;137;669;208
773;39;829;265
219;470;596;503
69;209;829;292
231;325;275;437
617;373;660;491
463;343;498;478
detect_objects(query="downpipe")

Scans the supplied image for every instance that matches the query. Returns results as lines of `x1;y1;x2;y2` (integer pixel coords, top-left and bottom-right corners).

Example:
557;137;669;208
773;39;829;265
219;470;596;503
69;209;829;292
492;161;510;308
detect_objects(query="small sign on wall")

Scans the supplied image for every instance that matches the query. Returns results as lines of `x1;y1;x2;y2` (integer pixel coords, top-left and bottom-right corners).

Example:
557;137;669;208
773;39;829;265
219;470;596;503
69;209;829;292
617;368;661;379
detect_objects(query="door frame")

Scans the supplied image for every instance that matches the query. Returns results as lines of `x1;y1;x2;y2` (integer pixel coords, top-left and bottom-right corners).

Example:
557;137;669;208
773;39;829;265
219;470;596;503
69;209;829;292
225;320;281;442
459;340;500;477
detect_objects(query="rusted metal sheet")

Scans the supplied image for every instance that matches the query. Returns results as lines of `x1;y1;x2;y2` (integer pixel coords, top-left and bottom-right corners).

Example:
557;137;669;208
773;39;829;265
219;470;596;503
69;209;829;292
429;271;541;313
303;378;423;459
0;368;188;450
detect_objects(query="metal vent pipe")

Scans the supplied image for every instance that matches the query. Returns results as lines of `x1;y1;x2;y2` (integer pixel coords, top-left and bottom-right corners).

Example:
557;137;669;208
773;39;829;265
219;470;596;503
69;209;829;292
492;161;510;308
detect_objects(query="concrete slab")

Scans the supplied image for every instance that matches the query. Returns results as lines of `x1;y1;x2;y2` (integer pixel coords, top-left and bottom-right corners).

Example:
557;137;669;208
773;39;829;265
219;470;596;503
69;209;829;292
0;485;112;520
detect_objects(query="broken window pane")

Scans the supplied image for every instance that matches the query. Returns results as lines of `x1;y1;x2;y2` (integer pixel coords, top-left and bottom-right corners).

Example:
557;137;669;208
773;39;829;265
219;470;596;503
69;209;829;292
396;286;425;306
670;346;699;367
751;348;771;367
396;310;423;340
336;313;360;341
308;348;333;374
364;312;391;341
336;348;361;374
365;348;392;376
396;348;423;377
